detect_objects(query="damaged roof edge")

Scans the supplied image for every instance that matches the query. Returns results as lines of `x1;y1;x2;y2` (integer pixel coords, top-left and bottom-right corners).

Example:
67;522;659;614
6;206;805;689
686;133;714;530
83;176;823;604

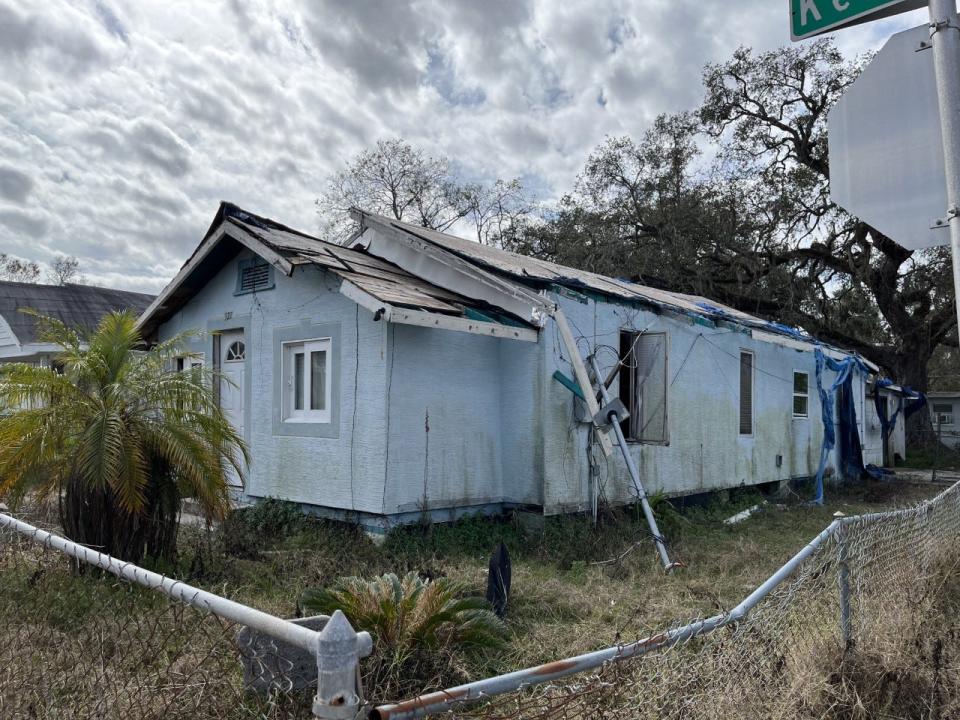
139;205;543;343
353;218;553;327
352;211;881;372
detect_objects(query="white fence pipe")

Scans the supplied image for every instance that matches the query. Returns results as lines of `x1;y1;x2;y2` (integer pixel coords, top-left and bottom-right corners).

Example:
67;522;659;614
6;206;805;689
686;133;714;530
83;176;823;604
0;512;320;652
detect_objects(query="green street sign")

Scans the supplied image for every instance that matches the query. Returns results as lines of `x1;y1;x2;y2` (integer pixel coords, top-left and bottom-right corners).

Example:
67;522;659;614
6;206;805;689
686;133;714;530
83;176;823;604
790;0;927;41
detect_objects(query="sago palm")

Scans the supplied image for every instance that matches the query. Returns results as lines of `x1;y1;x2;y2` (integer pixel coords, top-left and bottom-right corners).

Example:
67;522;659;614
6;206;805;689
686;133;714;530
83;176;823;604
302;571;507;695
0;310;248;563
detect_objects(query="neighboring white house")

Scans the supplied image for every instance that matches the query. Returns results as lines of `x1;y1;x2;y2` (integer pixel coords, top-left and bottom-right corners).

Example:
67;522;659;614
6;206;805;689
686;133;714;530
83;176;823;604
928;391;960;450
0;281;154;366
863;382;916;466
136;202;906;530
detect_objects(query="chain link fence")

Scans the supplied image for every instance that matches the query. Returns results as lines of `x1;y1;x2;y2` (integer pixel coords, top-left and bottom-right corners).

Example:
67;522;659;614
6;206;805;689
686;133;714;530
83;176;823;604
0;507;319;720
2;482;960;720
375;480;960;719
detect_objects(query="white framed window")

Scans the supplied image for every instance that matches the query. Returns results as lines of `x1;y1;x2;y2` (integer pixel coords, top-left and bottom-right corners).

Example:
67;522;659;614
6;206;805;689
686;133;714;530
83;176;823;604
933;403;954;426
793;371;809;418
283;338;332;424
739;351;754;435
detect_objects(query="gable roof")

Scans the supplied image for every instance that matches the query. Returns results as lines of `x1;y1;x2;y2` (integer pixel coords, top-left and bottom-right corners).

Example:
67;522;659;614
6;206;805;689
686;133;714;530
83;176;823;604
137;202;539;342
0;281;154;347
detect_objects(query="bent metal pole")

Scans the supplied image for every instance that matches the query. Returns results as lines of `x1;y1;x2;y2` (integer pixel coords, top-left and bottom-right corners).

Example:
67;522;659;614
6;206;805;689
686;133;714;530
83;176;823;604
587;354;677;571
929;0;960;336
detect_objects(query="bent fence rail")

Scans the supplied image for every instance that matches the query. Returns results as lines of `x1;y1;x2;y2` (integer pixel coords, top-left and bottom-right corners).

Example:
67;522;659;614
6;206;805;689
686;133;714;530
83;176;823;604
2;480;960;719
0;512;372;720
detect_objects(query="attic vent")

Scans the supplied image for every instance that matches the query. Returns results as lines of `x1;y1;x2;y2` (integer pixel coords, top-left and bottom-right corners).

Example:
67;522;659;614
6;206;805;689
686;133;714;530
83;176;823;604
235;257;274;295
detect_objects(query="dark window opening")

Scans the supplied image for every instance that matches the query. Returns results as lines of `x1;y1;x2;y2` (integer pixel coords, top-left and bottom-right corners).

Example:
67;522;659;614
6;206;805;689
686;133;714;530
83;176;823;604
739;352;753;435
617;330;668;443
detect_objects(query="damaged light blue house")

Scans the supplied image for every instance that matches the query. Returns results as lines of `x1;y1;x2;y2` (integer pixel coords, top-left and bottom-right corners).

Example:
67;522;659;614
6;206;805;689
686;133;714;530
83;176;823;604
136;203;909;529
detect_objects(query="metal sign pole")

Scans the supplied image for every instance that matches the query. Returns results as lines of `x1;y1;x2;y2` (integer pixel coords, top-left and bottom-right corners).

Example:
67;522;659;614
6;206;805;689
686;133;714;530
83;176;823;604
929;0;960;335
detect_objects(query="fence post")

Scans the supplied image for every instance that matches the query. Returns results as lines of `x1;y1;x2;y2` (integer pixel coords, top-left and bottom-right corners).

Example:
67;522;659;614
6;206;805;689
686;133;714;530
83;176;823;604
313;610;374;719
933;419;942;483
836;523;852;650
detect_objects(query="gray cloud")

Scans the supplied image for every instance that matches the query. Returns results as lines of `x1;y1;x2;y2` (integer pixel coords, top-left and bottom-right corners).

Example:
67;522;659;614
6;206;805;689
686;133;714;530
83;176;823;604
0;165;34;203
0;1;107;75
0;0;929;292
129;119;192;177
0;208;49;238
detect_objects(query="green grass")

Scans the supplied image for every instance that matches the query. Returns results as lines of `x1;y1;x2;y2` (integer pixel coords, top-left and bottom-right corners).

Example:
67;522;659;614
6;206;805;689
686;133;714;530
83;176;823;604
1;479;946;712
177;481;942;672
903;444;960;471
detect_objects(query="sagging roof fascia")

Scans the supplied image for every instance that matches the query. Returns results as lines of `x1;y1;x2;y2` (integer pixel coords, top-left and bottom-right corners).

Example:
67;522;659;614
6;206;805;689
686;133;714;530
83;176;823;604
555;282;872;368
136;221;294;334
0;344;65;359
350;212;554;327
750;328;879;372
338;278;538;342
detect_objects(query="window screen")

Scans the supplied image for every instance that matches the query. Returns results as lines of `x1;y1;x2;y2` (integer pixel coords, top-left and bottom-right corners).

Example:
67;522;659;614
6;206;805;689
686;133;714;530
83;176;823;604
618;331;668;443
739;352;753;435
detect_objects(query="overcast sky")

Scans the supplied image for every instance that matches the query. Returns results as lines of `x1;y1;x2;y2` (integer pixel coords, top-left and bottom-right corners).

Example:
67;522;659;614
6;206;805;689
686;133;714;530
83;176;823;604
0;0;928;293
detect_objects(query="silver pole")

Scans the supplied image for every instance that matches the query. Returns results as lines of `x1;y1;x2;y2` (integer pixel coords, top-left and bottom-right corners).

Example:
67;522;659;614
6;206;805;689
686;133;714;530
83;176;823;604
0;512;369;656
837;523;852;648
587;355;675;571
929;0;960;335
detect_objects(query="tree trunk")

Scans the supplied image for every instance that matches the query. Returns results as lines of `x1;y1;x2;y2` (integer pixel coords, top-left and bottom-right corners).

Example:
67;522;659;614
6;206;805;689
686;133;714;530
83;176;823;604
60;459;180;565
892;346;933;447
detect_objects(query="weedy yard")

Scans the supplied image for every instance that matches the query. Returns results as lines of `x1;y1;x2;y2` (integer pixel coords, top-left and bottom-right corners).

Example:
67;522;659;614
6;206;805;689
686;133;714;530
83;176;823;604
1;478;957;720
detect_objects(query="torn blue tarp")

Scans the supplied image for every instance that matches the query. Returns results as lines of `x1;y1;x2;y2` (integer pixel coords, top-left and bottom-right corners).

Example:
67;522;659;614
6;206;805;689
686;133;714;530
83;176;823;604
873;378;903;449
812;348;871;505
837;371;865;480
764;321;811;341
905;390;928;418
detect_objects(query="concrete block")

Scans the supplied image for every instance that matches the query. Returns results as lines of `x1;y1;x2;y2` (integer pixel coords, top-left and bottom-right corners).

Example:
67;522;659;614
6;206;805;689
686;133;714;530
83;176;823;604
236;614;327;693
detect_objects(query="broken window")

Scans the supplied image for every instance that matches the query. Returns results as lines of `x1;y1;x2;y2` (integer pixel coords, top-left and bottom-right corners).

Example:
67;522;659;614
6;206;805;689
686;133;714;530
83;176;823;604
793;371;809;418
739;351;753;435
618;331;668;443
283;338;331;424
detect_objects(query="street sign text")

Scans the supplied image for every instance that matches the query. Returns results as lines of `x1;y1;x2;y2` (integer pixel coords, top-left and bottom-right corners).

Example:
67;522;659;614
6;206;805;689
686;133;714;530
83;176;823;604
790;0;927;40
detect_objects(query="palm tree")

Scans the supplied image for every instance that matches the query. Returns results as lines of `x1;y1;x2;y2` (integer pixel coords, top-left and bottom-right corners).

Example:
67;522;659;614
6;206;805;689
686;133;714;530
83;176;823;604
0;310;248;563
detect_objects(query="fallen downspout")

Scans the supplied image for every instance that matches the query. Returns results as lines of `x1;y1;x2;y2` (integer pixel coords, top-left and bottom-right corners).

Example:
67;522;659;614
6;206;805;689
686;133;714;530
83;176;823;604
587;354;679;572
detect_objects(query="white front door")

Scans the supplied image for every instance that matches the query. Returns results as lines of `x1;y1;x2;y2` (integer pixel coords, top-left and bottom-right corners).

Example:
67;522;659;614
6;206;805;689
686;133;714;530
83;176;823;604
219;330;246;488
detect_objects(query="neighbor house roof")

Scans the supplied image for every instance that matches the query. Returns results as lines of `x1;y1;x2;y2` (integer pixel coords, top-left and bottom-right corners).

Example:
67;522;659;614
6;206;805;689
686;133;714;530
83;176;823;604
0;281;154;347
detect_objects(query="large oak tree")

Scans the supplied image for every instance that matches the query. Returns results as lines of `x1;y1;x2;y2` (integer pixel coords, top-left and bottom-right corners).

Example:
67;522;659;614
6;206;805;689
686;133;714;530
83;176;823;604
516;40;956;412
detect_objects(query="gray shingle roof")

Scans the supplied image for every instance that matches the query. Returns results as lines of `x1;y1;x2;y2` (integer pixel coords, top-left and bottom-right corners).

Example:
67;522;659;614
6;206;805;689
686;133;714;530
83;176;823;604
0;282;155;345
